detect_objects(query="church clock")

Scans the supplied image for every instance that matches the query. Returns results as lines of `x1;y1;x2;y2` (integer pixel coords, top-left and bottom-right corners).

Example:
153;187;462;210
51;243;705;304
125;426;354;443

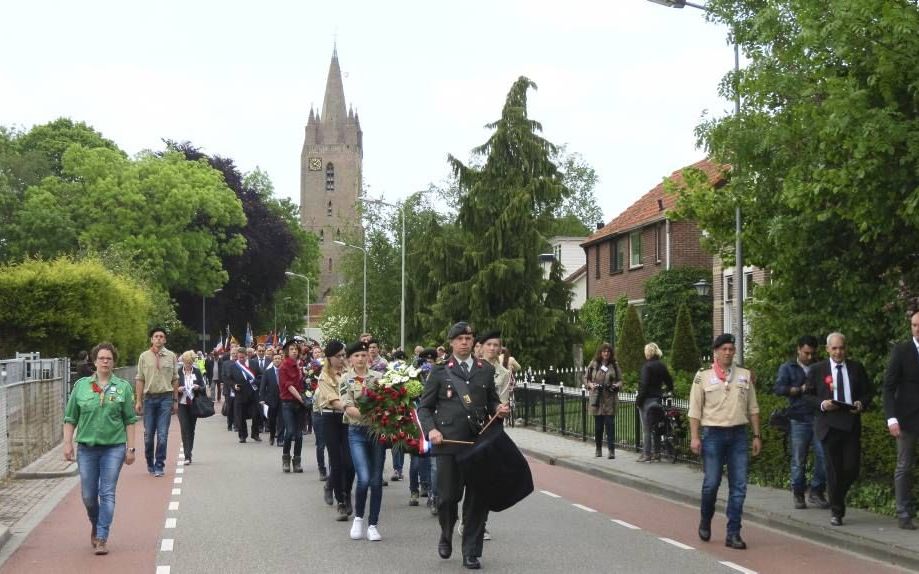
309;157;322;171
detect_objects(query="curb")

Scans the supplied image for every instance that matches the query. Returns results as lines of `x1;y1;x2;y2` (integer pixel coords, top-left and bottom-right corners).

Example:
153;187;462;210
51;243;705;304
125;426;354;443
13;463;78;480
0;526;9;550
520;446;919;572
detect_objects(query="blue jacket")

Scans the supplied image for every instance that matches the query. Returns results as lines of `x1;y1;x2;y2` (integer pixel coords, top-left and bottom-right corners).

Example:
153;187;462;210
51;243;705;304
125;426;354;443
773;360;815;421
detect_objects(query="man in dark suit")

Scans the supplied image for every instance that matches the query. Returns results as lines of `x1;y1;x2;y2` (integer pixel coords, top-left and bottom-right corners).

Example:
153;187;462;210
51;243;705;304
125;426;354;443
259;353;283;446
229;346;261;443
220;346;237;431
417;322;509;571
884;310;919;529
804;332;872;526
247;351;265;437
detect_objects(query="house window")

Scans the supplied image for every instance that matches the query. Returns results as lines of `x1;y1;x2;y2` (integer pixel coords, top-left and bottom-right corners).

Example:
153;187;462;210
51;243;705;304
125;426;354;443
327;201;332;217
726;275;734;302
655;223;663;264
630;231;642;268
744;272;755;299
594;246;600;279
325;163;335;192
609;238;625;274
554;244;562;261
319;229;324;243
336;228;341;240
328;257;332;271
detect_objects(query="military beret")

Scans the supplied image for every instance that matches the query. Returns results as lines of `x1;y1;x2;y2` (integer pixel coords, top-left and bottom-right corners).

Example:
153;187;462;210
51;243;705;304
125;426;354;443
345;340;369;357
324;339;345;358
477;329;501;345
712;333;736;350
419;347;437;360
447;321;473;340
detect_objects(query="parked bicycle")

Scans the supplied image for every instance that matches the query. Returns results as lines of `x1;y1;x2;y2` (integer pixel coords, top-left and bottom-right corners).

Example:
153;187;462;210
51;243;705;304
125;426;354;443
648;394;685;463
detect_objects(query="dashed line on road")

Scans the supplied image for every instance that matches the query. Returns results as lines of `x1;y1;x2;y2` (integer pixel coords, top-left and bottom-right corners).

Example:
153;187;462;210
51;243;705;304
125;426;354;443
168;501;179;510
165;518;177;529
720;562;757;574
156;566;171;574
171;488;181;495
176;468;184;474
173;477;183;484
160;538;174;552
610;519;641;530
571;504;597;513
539;490;561;498
658;537;694;550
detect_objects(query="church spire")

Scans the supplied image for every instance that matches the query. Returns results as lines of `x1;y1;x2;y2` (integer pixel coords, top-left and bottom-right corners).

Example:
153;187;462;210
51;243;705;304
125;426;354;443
320;47;348;125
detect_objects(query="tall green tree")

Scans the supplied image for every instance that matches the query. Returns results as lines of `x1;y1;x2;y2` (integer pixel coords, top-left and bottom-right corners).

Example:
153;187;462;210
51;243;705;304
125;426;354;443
643;267;712;356
617;304;646;379
670;302;701;373
433;76;579;367
553;145;603;233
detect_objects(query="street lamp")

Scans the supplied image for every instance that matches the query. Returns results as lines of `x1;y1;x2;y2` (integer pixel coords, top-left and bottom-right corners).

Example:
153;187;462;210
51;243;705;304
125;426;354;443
202;288;222;353
285;271;311;332
693;279;712;297
333;240;367;333
646;0;745;364
362;197;406;351
273;296;292;334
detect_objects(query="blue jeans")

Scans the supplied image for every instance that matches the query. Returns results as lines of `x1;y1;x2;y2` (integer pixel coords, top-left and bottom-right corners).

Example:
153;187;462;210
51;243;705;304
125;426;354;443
700;425;748;535
409;453;431;493
348;426;386;525
281;402;303;457
144;395;173;472
391;446;405;473
790;419;826;494
77;444;126;540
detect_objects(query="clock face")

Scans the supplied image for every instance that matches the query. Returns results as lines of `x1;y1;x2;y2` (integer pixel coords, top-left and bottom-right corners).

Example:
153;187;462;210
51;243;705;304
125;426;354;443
309;157;322;171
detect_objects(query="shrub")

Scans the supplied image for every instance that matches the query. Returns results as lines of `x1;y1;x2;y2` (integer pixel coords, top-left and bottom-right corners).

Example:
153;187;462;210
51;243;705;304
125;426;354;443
643;267;712;356
670;302;701;373
617;304;645;378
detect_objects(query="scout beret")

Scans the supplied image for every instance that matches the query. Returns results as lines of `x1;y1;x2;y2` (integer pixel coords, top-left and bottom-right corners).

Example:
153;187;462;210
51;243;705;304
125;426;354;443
712;333;736;350
447;321;473;340
477;329;501;345
345;340;369;357
324;339;345;357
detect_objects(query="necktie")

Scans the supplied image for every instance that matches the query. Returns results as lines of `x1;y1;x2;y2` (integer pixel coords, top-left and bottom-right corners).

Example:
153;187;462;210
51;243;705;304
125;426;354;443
835;364;845;403
460;361;469;379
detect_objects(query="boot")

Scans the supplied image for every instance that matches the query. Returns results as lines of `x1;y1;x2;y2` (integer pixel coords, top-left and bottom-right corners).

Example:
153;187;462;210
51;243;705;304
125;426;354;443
595;446;602;457
282;454;291;473
292;456;303;473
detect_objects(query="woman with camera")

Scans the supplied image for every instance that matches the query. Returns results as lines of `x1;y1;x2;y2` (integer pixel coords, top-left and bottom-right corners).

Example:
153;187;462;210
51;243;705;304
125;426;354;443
636;343;674;462
585;343;622;459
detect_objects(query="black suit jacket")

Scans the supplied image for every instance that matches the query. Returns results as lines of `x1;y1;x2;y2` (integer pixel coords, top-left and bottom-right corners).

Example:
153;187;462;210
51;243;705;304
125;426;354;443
804;359;872;440
176;367;206;401
259;366;281;408
417;357;499;455
884;341;919;433
229;361;259;401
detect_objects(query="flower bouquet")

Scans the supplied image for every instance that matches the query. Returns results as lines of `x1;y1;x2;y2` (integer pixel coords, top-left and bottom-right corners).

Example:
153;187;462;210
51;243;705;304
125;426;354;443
356;362;426;453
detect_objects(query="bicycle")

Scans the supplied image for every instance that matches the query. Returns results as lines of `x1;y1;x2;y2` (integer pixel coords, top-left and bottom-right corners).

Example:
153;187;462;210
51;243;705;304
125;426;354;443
648;394;685;463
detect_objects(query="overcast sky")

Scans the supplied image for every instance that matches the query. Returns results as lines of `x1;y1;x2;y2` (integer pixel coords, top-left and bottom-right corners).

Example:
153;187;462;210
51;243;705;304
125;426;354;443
0;0;734;226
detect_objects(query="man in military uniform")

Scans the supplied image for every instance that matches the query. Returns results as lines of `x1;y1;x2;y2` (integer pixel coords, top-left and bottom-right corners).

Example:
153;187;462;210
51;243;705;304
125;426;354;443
689;334;762;550
417;322;510;570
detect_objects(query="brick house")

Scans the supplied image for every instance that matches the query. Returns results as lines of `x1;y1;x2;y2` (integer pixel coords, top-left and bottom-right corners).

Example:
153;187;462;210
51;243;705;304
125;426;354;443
581;159;726;308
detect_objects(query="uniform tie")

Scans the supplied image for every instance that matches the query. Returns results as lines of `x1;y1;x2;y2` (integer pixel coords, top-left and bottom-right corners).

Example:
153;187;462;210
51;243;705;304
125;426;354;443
460;362;469;379
835;364;845;403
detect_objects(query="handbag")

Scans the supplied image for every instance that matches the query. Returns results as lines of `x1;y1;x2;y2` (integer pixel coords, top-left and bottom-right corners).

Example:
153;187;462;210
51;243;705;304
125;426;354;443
192;394;216;418
768;407;790;433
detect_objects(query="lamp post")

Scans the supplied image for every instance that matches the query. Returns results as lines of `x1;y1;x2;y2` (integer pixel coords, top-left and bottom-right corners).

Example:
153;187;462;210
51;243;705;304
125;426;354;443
285;272;312;333
333;241;367;333
273;296;292;334
647;0;744;364
362;197;406;351
202;288;222;353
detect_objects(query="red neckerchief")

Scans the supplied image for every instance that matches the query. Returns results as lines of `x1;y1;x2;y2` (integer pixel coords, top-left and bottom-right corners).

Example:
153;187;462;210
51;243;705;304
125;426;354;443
713;362;730;383
150;346;162;370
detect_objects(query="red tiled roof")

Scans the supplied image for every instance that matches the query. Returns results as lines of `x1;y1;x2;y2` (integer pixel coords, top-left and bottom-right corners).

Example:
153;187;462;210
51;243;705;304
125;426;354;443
582;158;728;248
563;264;586;283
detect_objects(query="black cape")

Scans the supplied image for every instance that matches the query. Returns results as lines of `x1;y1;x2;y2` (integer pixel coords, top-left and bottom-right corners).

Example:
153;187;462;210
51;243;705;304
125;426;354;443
456;423;533;512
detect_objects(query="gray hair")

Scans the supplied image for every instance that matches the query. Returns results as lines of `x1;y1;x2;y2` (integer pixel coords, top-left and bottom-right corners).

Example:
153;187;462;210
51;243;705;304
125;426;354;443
826;332;846;346
644;342;662;359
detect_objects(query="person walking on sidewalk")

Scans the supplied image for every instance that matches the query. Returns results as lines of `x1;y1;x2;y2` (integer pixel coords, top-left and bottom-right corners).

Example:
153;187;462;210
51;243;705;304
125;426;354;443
884;310;919;530
584;343;622;459
773;335;828;510
64;342;137;555
134;326;178;477
176;350;206;465
804;332;871;527
689;334;762;550
279;340;308;473
636;343;673;462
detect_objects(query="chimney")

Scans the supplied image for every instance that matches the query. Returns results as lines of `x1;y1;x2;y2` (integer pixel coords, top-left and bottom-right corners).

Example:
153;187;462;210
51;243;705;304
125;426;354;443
595;222;604;230
657;199;665;211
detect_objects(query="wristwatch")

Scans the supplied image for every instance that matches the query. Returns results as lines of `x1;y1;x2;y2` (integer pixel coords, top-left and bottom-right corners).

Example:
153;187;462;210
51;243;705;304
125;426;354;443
128;447;136;453
752;434;762;439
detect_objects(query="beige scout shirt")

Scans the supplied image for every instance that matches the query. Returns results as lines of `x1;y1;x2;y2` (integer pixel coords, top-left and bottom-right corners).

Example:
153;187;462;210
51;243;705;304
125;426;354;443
316;369;343;412
488;359;512;404
136;348;178;395
341;369;381;426
688;366;759;427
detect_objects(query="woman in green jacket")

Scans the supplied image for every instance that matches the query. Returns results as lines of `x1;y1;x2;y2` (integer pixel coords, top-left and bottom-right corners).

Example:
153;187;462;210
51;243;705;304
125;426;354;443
63;342;137;555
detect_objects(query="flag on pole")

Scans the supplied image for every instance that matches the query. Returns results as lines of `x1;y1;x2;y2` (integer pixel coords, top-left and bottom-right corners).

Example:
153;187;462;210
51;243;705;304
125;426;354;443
225;324;231;349
279;326;287;347
212;328;224;354
245;323;254;348
410;408;431;455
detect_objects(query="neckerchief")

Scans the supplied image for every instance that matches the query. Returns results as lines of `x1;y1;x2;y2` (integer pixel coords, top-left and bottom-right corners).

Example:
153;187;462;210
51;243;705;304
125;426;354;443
713;362;732;390
150;346;162;370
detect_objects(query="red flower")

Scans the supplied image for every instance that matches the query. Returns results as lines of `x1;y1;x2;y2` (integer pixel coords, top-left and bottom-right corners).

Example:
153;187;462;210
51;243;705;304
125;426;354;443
823;375;833;386
447;362;454;368
91;383;103;394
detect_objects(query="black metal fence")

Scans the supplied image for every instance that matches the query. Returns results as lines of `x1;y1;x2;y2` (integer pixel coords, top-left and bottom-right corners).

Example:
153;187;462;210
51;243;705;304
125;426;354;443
512;368;698;464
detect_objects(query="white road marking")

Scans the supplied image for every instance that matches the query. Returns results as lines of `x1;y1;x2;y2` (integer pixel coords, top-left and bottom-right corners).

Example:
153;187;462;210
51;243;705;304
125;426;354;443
611;519;641;530
168;501;179;510
540;490;561;498
160;538;174;551
173;477;183;484
658;537;694;550
171;488;181;495
572;504;597;513
165;518;177;529
156;566;171;574
720;562;758;574
176;468;184;474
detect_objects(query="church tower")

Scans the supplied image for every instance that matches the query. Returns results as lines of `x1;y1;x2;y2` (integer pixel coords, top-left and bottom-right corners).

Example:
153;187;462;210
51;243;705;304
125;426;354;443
300;46;363;301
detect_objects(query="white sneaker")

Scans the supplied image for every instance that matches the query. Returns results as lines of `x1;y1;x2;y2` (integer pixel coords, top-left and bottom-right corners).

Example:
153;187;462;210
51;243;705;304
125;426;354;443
483;529;492;541
457;523;463;536
350;517;364;540
367;525;382;541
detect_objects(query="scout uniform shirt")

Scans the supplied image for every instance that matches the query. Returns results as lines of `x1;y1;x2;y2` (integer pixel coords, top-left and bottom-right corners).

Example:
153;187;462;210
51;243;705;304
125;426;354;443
136;347;178;395
340;369;382;426
64;375;138;445
688;365;759;427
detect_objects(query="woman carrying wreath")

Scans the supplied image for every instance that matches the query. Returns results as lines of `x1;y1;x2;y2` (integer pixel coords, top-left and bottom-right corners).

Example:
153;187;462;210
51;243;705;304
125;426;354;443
341;340;385;541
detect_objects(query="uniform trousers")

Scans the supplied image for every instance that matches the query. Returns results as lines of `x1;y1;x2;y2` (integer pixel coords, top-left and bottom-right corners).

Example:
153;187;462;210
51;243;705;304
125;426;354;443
436;454;489;559
323;413;354;504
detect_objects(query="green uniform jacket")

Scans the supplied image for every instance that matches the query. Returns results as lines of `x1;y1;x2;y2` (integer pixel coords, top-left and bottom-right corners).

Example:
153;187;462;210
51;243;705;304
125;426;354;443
64;374;138;446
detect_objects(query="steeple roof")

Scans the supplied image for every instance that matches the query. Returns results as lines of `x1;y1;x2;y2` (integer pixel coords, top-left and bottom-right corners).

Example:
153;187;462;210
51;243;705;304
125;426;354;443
321;48;348;125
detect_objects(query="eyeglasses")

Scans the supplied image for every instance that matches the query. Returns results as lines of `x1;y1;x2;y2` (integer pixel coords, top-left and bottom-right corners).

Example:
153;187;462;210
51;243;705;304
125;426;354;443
96;357;114;362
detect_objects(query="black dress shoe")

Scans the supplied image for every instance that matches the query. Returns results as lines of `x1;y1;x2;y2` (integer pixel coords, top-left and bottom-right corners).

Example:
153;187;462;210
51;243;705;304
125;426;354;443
323;485;334;506
808;492;830;509
463;556;481;570
438;535;452;559
725;533;747;549
253;436;262;442
793;493;807;509
239;438;246;443
899;517;917;530
830;515;843;526
698;522;711;542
